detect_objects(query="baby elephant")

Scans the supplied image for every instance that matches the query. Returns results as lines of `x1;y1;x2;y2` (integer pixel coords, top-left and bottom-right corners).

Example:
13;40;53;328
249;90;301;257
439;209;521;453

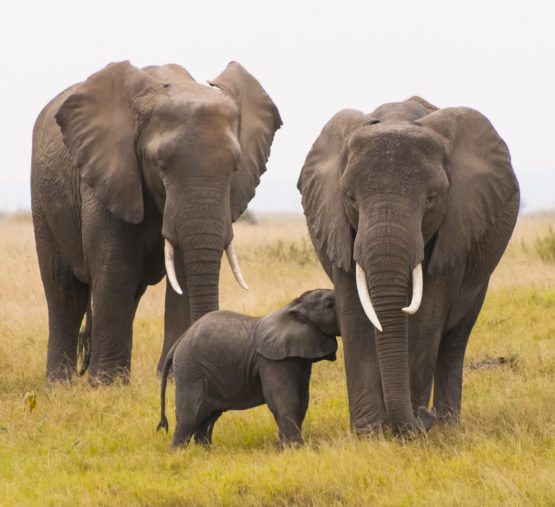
157;289;339;448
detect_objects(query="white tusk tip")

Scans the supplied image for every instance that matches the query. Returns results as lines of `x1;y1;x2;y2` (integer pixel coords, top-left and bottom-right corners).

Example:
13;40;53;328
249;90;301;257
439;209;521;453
164;239;184;295
226;242;249;292
355;263;383;333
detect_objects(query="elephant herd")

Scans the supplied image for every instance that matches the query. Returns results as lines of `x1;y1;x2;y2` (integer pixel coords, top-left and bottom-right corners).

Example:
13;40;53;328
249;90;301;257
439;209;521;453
30;60;519;444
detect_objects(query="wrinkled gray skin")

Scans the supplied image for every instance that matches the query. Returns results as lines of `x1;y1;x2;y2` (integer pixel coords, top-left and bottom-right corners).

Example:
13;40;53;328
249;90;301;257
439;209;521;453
157;289;339;448
298;97;519;436
31;60;281;384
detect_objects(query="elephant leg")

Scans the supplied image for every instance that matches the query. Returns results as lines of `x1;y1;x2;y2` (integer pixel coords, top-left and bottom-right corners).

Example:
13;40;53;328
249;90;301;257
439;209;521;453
408;334;440;414
173;380;213;448
260;359;310;446
193;411;222;445
433;284;488;423
172;422;194;448
332;265;387;434
408;317;444;413
34;208;89;382
158;261;191;374
87;280;141;384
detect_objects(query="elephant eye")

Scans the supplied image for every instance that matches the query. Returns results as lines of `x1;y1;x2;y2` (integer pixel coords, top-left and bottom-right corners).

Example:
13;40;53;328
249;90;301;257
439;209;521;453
346;191;357;206
425;192;437;209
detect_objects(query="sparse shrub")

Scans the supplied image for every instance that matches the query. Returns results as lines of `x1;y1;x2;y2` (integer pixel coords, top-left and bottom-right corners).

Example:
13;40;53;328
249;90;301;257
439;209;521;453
237;209;257;224
535;225;555;260
255;238;318;266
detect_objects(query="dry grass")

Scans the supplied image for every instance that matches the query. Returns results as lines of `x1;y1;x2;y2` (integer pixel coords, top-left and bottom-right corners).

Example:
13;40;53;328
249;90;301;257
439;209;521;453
0;211;553;505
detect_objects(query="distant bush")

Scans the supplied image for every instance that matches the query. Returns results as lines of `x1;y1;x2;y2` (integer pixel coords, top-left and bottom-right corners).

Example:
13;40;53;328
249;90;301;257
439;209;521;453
535;225;555;260
255;238;318;266
237;209;257;224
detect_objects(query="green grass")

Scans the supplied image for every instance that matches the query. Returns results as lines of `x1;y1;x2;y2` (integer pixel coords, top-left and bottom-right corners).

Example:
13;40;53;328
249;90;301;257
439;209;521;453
0;215;554;505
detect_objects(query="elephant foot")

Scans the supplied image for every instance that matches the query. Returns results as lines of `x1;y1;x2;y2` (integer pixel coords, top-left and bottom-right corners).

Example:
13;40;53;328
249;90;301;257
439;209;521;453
87;366;130;387
352;418;387;437
46;366;76;385
433;406;460;425
277;437;304;450
416;406;436;432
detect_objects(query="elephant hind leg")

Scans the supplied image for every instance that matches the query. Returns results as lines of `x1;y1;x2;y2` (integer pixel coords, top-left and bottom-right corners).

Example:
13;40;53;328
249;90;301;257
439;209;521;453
193;411;222;445
34;208;89;382
433;284;488;423
171;422;194;448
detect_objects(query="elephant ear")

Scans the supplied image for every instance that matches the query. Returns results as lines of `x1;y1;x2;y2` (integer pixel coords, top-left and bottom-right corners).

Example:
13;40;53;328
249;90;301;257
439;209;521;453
254;300;338;361
419;107;519;274
208;62;282;221
297;109;370;272
55;61;158;224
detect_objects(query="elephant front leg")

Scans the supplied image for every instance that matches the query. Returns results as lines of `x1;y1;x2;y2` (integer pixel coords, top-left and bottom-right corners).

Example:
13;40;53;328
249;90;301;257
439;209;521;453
158;274;191;374
87;276;142;384
260;359;310;447
333;265;387;434
434;285;488;423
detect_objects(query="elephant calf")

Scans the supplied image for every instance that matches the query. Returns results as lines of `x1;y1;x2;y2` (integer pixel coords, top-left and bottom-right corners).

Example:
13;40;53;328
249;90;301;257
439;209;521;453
157;289;339;448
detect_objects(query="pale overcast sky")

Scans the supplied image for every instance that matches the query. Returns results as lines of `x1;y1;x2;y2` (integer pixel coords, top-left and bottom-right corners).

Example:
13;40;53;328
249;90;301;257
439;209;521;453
1;0;553;213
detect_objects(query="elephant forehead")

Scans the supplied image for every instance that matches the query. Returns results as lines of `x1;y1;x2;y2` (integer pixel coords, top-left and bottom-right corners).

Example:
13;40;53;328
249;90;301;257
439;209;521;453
152;88;239;128
347;126;445;175
300;288;334;306
351;124;443;158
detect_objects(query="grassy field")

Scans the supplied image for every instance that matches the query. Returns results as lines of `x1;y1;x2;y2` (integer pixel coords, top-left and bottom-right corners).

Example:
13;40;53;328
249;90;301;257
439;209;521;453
0;212;554;506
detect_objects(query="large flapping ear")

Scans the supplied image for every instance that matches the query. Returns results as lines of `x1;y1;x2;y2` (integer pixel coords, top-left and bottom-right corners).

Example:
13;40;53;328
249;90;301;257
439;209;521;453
297;109;370;272
419;107;519;274
55;61;158;224
254;302;338;361
208;62;282;221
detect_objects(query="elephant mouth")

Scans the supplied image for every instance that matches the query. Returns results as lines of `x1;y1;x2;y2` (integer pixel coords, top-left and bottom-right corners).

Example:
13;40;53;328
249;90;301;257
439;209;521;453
355;262;423;332
163;237;249;295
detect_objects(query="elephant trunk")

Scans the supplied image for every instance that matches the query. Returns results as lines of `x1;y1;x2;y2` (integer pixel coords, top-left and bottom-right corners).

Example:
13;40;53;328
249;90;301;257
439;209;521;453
163;191;230;323
355;197;433;434
181;210;226;323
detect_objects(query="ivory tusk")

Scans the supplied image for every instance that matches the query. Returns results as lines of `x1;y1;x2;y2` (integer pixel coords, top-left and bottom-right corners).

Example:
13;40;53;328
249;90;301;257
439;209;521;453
355;263;383;332
164;239;183;295
402;263;423;315
226;241;249;291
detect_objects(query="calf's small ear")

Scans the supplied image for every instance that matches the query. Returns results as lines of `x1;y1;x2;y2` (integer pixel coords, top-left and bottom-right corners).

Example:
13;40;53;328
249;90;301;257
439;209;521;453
254;302;338;361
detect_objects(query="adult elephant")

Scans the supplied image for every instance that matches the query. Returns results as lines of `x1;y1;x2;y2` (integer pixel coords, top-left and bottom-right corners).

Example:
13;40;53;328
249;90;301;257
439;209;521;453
31;60;281;384
298;97;519;435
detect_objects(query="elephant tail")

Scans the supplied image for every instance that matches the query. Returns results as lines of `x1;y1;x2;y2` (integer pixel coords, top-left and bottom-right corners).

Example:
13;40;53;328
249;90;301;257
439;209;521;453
77;298;92;376
157;340;178;434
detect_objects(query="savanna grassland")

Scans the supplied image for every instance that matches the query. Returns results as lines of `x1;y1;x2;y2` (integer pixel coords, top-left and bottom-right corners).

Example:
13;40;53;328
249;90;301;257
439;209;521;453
0;212;554;506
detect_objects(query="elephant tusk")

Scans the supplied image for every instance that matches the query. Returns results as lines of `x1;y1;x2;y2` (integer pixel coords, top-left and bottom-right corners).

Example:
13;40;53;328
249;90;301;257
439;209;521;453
226;241;249;291
164;239;183;295
402;263;423;315
355;263;383;333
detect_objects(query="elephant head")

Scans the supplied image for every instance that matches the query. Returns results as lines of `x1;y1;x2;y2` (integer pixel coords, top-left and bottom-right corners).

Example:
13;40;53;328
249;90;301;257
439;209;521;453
55;60;281;322
254;289;339;362
298;97;518;432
